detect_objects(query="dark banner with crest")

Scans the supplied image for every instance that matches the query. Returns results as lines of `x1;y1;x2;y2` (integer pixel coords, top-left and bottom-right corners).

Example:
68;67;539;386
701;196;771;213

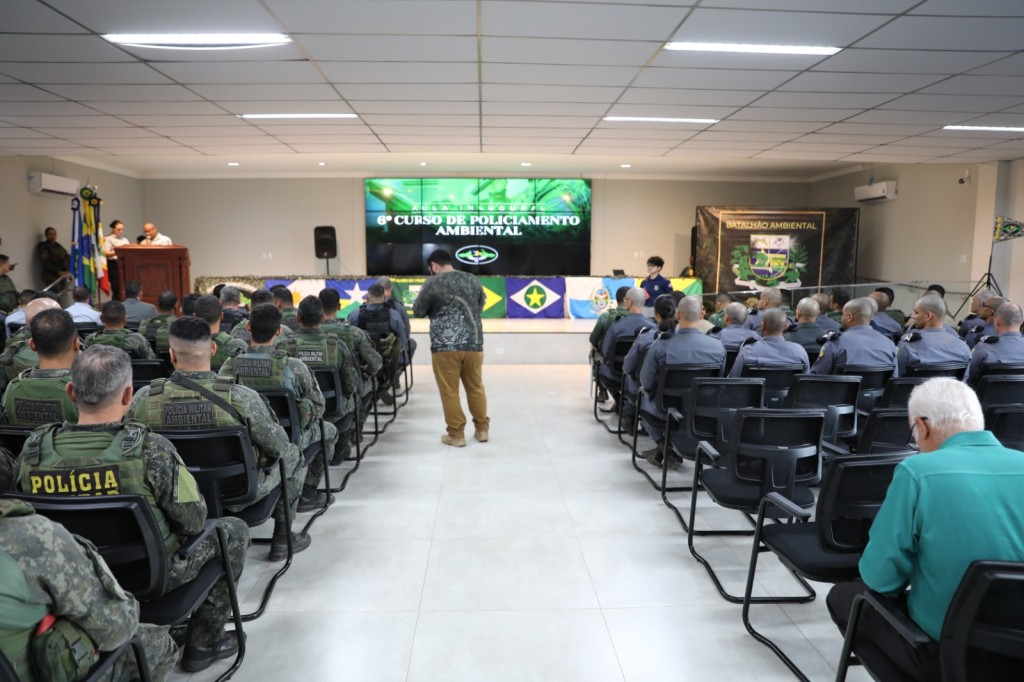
695;206;859;294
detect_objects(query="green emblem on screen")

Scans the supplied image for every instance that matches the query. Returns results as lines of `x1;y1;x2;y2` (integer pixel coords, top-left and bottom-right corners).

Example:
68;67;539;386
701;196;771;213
455;245;499;265
731;234;808;289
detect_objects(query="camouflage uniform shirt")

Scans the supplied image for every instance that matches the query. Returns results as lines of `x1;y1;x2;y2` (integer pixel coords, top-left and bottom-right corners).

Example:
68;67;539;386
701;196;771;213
84;329;156;359
0;367;78;425
413;269;485;353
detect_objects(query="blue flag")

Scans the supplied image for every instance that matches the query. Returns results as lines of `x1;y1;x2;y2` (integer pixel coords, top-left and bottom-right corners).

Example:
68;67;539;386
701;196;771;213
506;277;565;319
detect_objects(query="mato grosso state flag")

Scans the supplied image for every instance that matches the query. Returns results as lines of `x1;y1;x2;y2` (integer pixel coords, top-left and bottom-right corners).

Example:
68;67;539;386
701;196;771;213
506;277;565;318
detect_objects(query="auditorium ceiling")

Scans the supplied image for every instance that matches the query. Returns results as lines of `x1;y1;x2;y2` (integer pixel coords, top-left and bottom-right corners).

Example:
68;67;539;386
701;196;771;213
2;0;1024;179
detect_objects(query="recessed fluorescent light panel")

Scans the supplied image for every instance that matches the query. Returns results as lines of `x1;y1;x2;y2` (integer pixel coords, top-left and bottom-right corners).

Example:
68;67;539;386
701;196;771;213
237;113;358;120
603;116;719;124
103;33;291;50
944;125;1024;132
665;41;841;56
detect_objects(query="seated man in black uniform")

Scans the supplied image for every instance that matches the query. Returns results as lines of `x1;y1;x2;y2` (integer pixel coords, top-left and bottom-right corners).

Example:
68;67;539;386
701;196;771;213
348;283;407;404
219;286;248;331
138;290;178;354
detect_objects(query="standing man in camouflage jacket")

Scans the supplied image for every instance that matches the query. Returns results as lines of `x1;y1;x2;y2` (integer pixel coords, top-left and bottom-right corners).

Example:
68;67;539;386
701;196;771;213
413;249;490;447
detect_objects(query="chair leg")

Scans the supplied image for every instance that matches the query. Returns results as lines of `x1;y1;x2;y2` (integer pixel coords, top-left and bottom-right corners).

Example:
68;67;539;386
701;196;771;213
834;594;869;682
303;422;333;534
243;459;293;622
331;404;363;494
129;636;153;682
213;523;246;681
632;412;695;496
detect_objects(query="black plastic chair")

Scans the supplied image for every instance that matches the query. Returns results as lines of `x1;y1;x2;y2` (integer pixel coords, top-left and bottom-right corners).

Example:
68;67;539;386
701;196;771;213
157;427;290;623
836;560;1024;682
784;375;861;443
593;335;638;434
686;409;825;603
742;363;804;408
0;635;151;682
903;361;967;380
875;376;927;409
742;454;907;681
840;365;895;413
0;424;33;456
312;366;362;493
969;362;1024;389
825;408;915;459
5;493;244;682
130;358;172;391
985;404;1024;450
724;346;741;375
74;323;104;340
975;375;1024;410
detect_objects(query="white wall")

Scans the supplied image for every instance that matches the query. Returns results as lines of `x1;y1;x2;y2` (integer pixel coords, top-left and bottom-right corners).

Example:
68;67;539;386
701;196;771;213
0;157;143;289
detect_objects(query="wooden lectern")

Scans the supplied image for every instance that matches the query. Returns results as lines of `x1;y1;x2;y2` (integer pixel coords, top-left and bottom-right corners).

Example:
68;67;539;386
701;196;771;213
114;245;190;307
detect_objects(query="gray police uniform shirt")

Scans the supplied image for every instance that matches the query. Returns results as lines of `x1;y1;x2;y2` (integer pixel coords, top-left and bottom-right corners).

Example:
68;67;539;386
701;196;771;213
895;327;971;377
622;326;660;396
744;308;795;332
600;313;655;381
964;331;1024;386
122;297;157;326
810;324;897;375
712;323;761;348
729;335;810;377
965;321;996;350
815;316;841;334
784;321;826;354
639;328;726;420
870;312;903;338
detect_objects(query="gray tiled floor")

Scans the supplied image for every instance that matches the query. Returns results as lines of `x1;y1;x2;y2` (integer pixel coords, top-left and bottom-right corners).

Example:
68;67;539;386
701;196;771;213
171;365;870;681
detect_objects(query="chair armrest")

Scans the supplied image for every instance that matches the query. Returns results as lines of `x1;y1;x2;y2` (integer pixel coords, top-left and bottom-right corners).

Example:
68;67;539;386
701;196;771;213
764;492;811;520
856;590;932;646
695;440;720;465
667;406;684;425
822;440;851;459
175;520;219;559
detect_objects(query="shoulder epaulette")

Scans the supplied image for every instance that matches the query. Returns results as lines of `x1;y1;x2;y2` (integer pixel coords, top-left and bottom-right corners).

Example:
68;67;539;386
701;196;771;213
824;331;842;342
656;331;673;341
740;336;758;347
901;332;922;343
637;327;652;335
983;335;1000;344
970;324;986;334
709;326;722;334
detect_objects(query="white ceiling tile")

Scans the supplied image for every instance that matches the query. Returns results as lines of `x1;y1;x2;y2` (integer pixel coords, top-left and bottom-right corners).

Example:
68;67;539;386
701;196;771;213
0;115;127;127
845;110;975;125
267;0;476;35
0;85;63;101
811;49;1008;75
271;134;380;144
771;142;876;153
575;137;683;148
484;127;592;138
919;76;1024;97
649;51;824;71
843;153;944;162
867;145;959;155
482;137;583;145
296;35;477;62
700;0;915;10
604;103;738;119
3;146;109;155
0;128;53;139
361;114;480;126
2;0;88;31
171;136;279;146
322;62;478;84
33;127;161;139
190;84;340;101
42;85;203;102
0;62;172;85
665;148;759;158
288;144;388;153
484;145;579;154
188;144;294;154
481;102;609;116
753;92;896;108
385;144;480;152
483;2;689;40
97;148;202;156
483;84;623;103
0;138;83;148
967;54;1024;76
671;8;890;44
633;68;796;90
252;124;373;135
48;0;284;32
597;120;710;132
895;137;988;148
946;149;1024;159
857;17;1024;51
483;64;640;87
815;123;939;135
678;140;773;150
792;133;905;144
709;120;825;133
779;72;945;93
379;135;480;145
908;0;1024;17
84;101;227;116
153;62;325;85
0;36;132;62
588;128;696;140
690;131;801;142
729;107;863;122
350;101;479;115
146;126;267;137
754;150;847;160
619;89;759;106
483;37;658;67
484;115;599;128
954;113;1024;128
370;126;478;136
338;84;477;101
984;139;1024;150
879;94;1024;112
116;115;250;127
215;101;355;116
79;138;184;148
575;146;668;156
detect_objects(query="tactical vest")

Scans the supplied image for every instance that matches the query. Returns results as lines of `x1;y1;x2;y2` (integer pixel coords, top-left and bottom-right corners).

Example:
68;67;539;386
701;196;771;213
0;339;38;383
86;329;135;352
3;370;76;426
18;423;178;556
141;315;173;352
211;332;236;370
283;331;342;368
225;349;297;394
356;305;393;339
0;502;48;681
141;377;243;432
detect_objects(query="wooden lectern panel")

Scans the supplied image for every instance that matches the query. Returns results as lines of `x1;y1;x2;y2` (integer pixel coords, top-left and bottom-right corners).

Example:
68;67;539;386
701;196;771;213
114;245;191;309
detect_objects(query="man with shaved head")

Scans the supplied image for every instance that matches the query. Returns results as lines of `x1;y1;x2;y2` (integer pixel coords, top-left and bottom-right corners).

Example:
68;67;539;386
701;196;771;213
810;292;841;333
785;297;827;357
896;294;970;377
599;287;655;409
869;290;903;339
709;302;761;347
964;301;1024;387
744;286;793;332
959;289;996;339
811;297;896;375
964;294;1006;350
730;308;809;377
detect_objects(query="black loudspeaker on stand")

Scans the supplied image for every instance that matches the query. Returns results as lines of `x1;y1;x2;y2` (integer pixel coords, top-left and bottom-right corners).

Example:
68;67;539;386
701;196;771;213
314;226;337;275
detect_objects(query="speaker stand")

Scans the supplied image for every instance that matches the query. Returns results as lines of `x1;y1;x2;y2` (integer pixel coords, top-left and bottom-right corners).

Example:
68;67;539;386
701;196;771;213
323;257;331;277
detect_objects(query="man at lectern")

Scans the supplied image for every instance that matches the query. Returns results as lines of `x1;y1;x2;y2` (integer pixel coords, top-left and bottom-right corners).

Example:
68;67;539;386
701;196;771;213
141;222;173;246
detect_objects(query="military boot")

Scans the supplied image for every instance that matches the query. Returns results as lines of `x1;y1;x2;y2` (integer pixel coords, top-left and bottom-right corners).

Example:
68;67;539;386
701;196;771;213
297;485;333;513
268;520;312;561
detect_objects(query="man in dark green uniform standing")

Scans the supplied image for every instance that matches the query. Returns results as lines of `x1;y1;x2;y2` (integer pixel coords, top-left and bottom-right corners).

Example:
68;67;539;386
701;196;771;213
35;227;70;288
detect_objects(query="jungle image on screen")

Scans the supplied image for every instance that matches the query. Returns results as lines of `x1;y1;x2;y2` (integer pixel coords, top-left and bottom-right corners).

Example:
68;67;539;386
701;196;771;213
366;177;591;276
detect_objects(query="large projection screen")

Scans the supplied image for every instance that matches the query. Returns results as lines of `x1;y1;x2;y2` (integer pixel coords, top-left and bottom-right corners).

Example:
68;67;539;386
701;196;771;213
365;178;592;276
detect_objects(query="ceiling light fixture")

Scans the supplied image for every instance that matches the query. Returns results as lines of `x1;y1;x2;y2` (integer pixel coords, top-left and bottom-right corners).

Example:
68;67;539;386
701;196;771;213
318;162;327;166
102;33;291;50
227;162;239;167
520;162;532;167
620;164;632;168
603;116;719;124
420;162;428;166
944;124;1024;133
665;41;841;56
237;113;357;120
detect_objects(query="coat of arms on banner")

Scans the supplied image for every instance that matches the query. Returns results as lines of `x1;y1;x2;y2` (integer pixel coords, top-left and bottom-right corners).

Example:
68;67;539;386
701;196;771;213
591;286;611;314
731;234;808;290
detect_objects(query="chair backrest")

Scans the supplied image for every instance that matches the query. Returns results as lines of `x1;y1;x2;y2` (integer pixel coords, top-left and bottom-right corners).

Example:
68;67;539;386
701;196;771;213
975;375;1024;409
984;405;1024;450
876;376;927;409
742;363;804;408
685;378;764;443
939;560;1024;681
724;347;740;375
855;408;914;455
655;363;722;414
130;358;172;390
726;408;825;495
904;362;967;380
5;492;166;600
815;454;907;552
841;364;896;412
154;427;260;517
311;366;345;421
257;389;301;445
785;375;861;439
0;424;33;456
975;362;1024;383
75;323;104;340
608;335;639;378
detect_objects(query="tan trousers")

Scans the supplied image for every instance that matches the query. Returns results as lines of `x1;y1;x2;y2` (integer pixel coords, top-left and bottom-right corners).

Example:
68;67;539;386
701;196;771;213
431;350;490;437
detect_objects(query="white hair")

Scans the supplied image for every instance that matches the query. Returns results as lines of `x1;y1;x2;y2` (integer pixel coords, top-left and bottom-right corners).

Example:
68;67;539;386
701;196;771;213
907;377;984;442
725;301;748;324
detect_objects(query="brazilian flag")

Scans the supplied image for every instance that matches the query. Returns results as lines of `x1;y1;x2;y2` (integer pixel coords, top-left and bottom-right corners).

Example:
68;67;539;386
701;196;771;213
479;276;506;319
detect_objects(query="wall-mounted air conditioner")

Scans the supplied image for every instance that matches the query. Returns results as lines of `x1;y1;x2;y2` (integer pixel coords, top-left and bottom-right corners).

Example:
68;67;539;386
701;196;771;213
27;172;79;197
854;181;897;203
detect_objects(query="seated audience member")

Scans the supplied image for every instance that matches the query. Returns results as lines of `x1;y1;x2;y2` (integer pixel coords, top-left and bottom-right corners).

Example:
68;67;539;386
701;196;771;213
706;293;732;328
744;286;794;332
875;286;906;324
193;295;246;371
810;292;841;333
590;285;631;402
869;290;903;338
0;497;179;681
272;286;298;331
599;288;655;409
827;378;1024;682
15;345;249;673
730;308;809;377
130;317;310;560
219;303;337;512
638;296;726;467
622;295;676;420
375;276;415;360
827;288;850;326
964;295;1006;349
219;286;248;330
964;301;1024;387
811;297;896;375
138;290;178;353
959;289;995;338
348;283;407;403
0;298;62;393
4;289;36;336
84;301;156;359
896;294;970;377
709;301;761;347
785;297;827;355
122;281;156;326
65;285;102;325
1;308;78;425
180;293;201;318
